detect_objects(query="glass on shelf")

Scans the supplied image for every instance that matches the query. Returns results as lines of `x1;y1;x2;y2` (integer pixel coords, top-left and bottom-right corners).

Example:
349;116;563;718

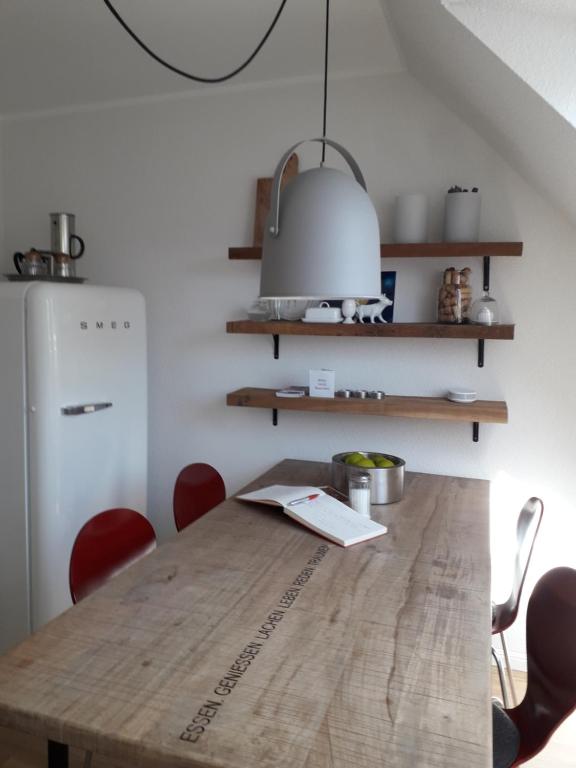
247;300;271;322
469;291;500;325
267;299;316;321
247;299;316;322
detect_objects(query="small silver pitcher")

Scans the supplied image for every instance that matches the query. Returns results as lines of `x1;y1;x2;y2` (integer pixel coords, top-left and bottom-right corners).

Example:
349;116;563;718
50;213;85;277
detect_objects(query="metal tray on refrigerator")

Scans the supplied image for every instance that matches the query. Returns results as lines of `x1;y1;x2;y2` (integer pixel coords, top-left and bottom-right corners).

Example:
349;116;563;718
3;274;87;283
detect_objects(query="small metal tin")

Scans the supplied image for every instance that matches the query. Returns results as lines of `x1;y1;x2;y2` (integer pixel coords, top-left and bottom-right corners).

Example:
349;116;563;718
373;390;385;400
351;390;367;399
336;389;351;399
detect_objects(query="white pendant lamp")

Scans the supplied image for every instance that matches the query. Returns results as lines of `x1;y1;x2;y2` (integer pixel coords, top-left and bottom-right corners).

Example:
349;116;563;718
260;137;381;299
260;0;381;301
102;0;380;301
103;0;380;301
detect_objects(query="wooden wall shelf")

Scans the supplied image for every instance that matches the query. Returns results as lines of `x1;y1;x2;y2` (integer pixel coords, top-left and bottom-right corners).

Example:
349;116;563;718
226;320;514;366
227;387;508;441
228;242;524;260
227;320;514;340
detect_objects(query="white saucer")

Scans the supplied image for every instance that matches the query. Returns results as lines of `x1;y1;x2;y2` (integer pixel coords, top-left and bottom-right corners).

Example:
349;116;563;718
276;389;306;398
447;388;478;403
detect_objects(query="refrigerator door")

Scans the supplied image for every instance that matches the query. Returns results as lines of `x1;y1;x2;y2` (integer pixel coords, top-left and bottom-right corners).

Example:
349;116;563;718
26;283;147;629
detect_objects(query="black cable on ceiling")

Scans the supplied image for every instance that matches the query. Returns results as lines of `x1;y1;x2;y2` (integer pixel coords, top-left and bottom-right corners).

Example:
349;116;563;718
321;0;330;164
101;0;289;84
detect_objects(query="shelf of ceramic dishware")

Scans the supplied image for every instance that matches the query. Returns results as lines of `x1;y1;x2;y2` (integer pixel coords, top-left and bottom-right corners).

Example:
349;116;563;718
226;387;508;442
227;241;524;260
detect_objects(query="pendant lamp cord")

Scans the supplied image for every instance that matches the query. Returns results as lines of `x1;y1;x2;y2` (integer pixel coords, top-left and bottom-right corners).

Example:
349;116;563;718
101;0;288;84
321;0;330;165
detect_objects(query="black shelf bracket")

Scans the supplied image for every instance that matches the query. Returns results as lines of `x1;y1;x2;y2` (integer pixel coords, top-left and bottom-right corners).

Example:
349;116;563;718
477;339;485;368
483;256;490;292
273;334;279;360
475;256;491;368
271;411;483;439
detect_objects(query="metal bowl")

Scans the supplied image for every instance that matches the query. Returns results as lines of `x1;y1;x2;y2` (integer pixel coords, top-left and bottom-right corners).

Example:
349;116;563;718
331;452;405;505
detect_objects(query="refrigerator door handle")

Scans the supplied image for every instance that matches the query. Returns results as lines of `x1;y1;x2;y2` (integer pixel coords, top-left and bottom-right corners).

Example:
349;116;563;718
61;402;113;416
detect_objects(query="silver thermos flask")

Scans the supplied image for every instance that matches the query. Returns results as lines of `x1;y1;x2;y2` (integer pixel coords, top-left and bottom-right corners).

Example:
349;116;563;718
50;213;85;278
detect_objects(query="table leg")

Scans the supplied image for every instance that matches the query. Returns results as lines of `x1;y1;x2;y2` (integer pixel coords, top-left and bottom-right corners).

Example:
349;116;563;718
48;739;69;768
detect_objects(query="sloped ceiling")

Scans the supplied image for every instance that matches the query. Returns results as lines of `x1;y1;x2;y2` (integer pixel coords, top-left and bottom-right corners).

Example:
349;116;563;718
445;0;576;16
383;0;576;227
0;0;402;115
445;0;576;126
2;0;575;228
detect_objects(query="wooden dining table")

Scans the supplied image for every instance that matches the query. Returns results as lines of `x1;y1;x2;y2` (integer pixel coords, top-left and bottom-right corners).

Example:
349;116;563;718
0;459;492;768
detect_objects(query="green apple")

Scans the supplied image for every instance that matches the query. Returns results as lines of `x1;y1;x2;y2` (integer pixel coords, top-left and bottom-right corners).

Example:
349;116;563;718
345;452;365;465
374;457;395;468
355;458;376;468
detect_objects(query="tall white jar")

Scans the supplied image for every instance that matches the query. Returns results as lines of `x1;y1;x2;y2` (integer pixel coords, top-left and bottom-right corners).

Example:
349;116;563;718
444;190;481;242
393;193;428;243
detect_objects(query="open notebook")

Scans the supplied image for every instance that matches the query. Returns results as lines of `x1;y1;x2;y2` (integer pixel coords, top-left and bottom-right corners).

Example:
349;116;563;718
237;485;387;547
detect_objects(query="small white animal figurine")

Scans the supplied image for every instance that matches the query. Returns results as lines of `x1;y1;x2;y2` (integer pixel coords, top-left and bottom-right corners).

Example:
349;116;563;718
356;295;393;324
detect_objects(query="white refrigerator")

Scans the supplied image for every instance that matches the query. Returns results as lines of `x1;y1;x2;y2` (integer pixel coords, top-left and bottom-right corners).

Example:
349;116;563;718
0;282;147;653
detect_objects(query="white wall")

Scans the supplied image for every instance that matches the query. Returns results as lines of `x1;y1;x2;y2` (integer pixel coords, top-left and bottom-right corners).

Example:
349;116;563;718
2;72;576;666
445;0;576;126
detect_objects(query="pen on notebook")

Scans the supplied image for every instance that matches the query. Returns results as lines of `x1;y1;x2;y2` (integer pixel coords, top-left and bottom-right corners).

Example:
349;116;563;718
288;494;320;506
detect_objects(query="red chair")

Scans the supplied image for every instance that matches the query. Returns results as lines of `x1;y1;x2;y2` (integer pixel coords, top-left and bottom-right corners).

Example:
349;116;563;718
173;463;225;532
493;566;576;767
69;508;156;603
492;497;543;706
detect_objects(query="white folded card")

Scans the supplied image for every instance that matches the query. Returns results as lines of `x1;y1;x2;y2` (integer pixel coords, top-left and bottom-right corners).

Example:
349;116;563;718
309;369;335;398
237;485;387;547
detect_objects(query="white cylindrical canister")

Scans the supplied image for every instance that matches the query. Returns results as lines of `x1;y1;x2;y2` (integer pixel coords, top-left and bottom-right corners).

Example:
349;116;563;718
393;193;428;243
444;192;481;242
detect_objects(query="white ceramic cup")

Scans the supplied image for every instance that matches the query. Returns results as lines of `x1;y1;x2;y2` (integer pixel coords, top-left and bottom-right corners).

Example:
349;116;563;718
393;193;428;243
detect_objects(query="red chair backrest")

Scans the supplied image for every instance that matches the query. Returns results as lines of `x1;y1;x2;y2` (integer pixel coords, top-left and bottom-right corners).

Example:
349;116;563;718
493;497;543;634
173;463;225;532
507;566;576;765
69;508;156;603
